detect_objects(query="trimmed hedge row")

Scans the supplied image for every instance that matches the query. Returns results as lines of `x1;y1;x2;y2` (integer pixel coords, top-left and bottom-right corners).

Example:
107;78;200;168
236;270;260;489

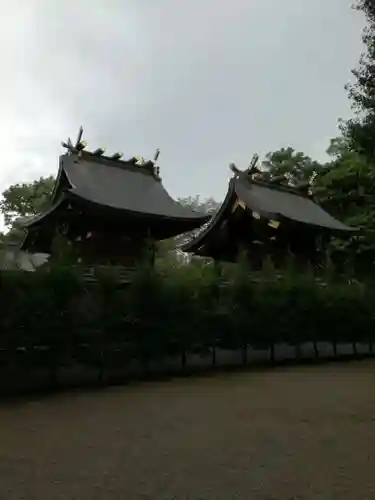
0;261;373;389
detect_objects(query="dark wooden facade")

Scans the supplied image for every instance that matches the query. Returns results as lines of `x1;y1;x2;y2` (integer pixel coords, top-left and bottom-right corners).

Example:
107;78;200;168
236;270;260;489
181;164;357;268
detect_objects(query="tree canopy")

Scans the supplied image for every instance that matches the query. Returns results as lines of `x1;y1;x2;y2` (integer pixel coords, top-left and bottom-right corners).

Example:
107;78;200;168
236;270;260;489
262;147;322;185
344;0;375;158
0;176;55;245
0;176;55;224
178;195;220;215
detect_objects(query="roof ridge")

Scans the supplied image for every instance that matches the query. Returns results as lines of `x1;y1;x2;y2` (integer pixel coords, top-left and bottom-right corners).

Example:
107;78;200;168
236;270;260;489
229;163;310;198
247;177;310;197
61;127;162;180
73;151;160;179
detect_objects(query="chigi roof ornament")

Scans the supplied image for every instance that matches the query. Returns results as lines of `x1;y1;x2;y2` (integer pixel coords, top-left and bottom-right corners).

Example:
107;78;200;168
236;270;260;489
19;131;209;256
61;126;87;154
229;154;260;177
246;154;260;175
152;148;161;180
181;154;357;262
61;127;163;180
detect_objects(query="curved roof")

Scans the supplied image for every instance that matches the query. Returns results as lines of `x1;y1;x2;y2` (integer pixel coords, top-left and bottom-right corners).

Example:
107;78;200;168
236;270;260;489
234;174;356;232
180;180;236;253
21;151;210;230
61;153;208;221
181;172;357;254
18;199;66;229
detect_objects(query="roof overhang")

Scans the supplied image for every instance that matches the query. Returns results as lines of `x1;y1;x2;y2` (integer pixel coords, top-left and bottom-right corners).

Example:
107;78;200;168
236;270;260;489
180;180;236;253
181;172;358;256
59;152;209;223
234;174;357;233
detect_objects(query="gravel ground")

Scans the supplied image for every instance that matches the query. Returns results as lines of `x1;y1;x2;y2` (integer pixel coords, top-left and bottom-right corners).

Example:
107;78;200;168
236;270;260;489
1;361;375;500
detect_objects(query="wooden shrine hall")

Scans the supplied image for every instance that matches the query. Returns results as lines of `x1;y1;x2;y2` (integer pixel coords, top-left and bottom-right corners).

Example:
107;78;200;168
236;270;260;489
181;159;357;268
19;128;209;270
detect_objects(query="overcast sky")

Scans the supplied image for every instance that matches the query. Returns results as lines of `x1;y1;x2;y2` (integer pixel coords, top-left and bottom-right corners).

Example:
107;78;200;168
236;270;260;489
0;0;365;208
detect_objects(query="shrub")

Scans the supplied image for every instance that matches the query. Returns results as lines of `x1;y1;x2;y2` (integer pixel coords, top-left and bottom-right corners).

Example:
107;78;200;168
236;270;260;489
0;259;374;388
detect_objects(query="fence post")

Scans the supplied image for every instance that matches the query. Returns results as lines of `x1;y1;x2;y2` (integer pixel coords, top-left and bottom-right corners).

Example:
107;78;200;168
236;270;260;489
269;343;275;364
313;340;319;359
242;343;248;366
211;345;217;366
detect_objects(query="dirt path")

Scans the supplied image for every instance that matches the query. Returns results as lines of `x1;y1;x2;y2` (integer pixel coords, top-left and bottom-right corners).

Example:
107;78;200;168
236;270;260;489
1;361;375;499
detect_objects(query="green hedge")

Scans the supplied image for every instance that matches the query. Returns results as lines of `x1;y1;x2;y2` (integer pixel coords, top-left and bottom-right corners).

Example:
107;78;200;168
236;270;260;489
0;261;374;389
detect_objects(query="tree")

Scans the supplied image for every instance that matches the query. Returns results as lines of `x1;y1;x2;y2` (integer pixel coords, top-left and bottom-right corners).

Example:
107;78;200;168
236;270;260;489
177;195;220;215
315;137;375;271
261;147;322;185
316;138;370;222
0;176;55;225
318;1;375;269
0;176;55;246
0;231;6;249
344;0;375;157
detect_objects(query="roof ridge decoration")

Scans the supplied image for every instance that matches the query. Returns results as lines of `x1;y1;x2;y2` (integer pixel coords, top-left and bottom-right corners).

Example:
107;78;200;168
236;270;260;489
229;154;313;198
181;155;357;255
61;126;162;181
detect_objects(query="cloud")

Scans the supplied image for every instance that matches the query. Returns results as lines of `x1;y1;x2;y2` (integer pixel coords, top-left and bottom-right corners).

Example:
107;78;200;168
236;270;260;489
0;0;365;202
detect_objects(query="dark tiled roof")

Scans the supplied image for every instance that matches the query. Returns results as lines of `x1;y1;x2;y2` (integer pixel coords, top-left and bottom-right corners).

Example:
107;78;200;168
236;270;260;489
234;174;357;232
20;151;210;230
61;153;207;220
181;172;357;254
